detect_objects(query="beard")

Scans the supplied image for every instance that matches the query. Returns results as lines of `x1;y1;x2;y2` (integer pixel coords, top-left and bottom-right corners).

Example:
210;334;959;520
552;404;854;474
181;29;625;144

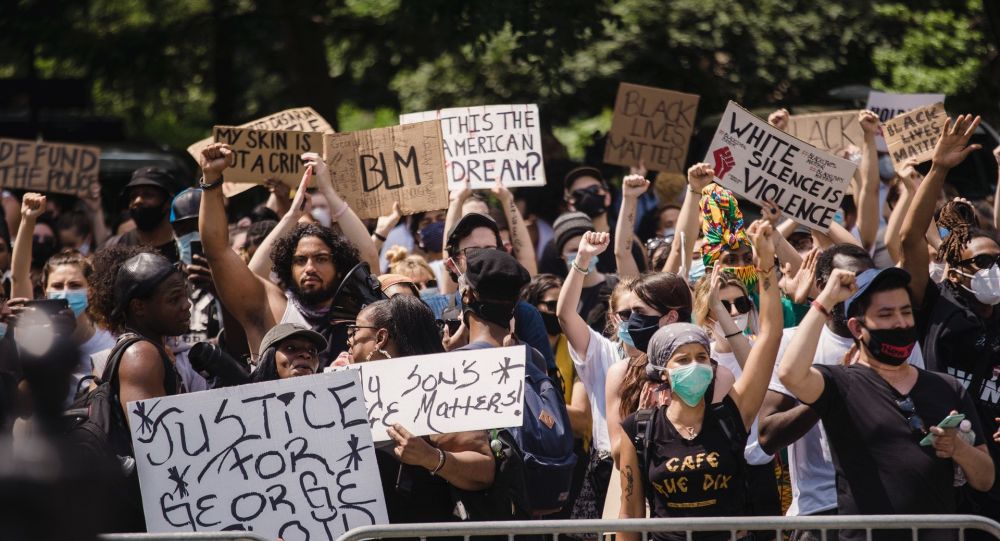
290;278;336;307
829;302;852;337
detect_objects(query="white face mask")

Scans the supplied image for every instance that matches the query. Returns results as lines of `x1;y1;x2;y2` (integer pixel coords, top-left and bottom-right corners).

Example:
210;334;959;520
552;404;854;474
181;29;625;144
732;313;749;332
929;261;946;283
958;265;1000;306
311;208;332;228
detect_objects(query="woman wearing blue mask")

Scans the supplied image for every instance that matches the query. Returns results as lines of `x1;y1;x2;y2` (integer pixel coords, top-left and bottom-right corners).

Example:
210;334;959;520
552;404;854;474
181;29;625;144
616;220;782;541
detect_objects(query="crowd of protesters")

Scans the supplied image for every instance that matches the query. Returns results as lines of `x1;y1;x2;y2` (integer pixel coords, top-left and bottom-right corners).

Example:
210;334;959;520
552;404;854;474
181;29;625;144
0;107;999;541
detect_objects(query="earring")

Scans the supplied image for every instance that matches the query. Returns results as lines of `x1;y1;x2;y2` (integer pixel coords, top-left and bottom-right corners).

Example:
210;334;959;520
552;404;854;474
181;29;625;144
377;348;392;359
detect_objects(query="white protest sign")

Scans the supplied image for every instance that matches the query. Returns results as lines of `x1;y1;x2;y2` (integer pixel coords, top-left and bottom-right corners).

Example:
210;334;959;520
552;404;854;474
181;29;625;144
865;91;945;152
129;370;387;539
346;345;526;442
400;104;545;189
704;101;857;232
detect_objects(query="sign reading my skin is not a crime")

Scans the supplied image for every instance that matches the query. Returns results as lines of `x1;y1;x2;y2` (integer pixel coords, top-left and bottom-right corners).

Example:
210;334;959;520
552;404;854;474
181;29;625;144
212;126;323;188
704;101;858;232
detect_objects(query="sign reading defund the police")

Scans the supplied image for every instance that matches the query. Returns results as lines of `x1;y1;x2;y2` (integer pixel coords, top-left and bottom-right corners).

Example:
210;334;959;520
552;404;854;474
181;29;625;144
129;369;387;540
347;345;526;442
0;138;100;197
705;102;857;232
399;104;545;189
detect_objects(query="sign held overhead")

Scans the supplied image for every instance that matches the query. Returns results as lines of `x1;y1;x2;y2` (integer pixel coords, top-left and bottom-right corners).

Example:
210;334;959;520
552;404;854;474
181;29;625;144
865;91;945;152
213;126;322;187
882;102;946;169
785;110;863;152
0;138;100;197
604;83;699;173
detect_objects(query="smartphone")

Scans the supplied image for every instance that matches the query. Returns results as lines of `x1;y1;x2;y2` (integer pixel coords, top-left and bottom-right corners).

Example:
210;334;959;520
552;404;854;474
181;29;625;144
24;299;69;315
919;413;967;446
190;240;204;261
436;318;461;335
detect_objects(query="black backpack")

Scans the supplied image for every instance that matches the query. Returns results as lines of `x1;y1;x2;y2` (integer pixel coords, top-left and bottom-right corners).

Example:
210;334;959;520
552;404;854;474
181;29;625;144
62;333;179;532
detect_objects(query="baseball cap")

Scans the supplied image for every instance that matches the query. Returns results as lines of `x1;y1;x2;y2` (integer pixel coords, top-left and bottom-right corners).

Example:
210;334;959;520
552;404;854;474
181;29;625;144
445;212;502;256
112;252;181;316
378;273;419;295
170;188;202;223
563;166;605;192
259;322;327;354
844;267;911;316
123;167;178;197
552;211;594;254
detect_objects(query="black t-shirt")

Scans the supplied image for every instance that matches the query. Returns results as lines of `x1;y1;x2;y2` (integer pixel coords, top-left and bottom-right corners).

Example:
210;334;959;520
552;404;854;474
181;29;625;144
114;230;180;263
621;396;747;541
376;448;456;524
808;364;984;537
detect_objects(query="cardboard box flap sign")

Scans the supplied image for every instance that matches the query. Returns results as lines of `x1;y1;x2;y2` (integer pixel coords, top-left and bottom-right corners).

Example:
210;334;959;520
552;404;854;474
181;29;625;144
865;91;945;152
186;107;335;197
324;120;449;220
604;83;700;173
0;138;100;197
883;102;946;170
212;126;323;187
704;101;858;232
399;104;545;190
785;110;863;153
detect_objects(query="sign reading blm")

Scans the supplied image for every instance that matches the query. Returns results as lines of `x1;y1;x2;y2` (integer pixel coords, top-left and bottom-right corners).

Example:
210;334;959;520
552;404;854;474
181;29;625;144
704;102;857;232
883;102;946;170
213;126;322;187
324;120;449;220
604;83;699;173
400;104;545;190
345;345;527;442
0;138;100;197
129;369;387;540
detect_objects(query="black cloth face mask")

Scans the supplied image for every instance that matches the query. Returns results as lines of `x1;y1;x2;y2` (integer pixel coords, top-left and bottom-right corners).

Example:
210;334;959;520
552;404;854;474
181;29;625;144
626;312;661;353
861;325;917;366
540;311;561;336
571;185;608;218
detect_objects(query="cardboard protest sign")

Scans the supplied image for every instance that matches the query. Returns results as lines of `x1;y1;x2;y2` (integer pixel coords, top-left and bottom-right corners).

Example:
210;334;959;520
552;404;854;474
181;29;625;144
346;345;526;442
704;102;857;232
604;83;699;173
785;110;863;152
865;91;945;152
186;107;335;197
212;126;322;187
883;102;946;169
323;120;449;220
129;369;387;539
399;104;544;189
0;138;100;196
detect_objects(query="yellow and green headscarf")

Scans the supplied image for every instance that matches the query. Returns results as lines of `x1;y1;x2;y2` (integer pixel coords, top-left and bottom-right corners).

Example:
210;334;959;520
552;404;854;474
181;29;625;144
700;185;753;284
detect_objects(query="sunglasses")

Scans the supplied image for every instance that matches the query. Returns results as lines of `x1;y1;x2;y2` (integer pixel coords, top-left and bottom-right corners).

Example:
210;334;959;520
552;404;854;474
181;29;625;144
896;396;926;436
645;236;672;253
418;279;438;290
957;254;1000;271
537;300;558;313
721;296;753;315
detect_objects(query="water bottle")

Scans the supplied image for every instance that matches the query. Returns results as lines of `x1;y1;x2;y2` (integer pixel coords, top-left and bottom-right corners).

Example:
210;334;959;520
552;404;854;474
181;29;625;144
954;420;975;486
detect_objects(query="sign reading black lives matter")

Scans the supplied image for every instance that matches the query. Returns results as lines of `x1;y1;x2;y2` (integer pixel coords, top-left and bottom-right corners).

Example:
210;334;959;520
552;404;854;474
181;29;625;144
213;126;323;188
604;83;699;173
129;369;387;540
0;138;100;197
343;345;526;442
705;102;857;232
400;104;545;189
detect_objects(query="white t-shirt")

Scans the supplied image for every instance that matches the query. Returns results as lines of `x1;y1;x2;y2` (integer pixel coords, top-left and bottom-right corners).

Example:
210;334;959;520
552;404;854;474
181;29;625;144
769;325;925;516
67;328;116;403
711;343;773;466
568;327;623;453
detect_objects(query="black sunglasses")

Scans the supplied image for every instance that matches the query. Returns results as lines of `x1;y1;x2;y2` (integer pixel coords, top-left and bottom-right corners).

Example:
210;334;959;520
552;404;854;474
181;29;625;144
957;254;1000;270
537;300;558;313
721;296;753;315
896;396;926;436
419;279;438;290
645;236;672;252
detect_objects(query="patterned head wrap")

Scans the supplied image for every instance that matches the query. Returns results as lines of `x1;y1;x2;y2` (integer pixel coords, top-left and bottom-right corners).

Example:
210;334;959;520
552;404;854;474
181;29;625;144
700;185;752;268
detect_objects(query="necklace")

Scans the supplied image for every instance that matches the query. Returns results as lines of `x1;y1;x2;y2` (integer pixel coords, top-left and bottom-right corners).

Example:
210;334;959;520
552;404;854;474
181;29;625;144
681;425;698;440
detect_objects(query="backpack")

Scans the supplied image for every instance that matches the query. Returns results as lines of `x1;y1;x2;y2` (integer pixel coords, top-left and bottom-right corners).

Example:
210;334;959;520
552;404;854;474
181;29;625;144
61;332;179;531
489;346;577;518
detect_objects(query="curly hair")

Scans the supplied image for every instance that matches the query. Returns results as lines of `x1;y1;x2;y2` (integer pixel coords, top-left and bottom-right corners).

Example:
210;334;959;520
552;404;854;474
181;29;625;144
937;199;996;267
271;223;361;290
363;295;444;357
41;249;94;289
88;244;154;333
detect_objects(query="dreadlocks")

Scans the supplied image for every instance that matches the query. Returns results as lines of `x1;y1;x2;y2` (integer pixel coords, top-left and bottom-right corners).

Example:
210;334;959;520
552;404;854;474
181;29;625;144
937;199;990;266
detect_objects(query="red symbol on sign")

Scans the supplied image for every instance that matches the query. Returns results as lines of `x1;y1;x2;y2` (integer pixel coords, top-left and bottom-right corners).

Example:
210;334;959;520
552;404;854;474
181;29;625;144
713;147;735;178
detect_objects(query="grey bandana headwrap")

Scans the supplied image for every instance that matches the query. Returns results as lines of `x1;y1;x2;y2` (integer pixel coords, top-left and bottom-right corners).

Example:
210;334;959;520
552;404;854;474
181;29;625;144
645;323;711;380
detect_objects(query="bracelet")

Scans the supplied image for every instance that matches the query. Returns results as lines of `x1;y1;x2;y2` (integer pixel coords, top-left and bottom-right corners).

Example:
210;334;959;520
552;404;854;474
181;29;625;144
756;264;776;274
331;201;349;222
373;232;387;242
199;175;224;191
571;259;591;275
811;300;832;319
689;188;702;196
430;448;446;475
724;330;743;338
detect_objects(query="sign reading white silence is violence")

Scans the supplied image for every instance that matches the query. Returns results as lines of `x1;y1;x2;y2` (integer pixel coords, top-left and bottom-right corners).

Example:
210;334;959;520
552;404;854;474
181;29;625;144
342;345;527;442
704;102;858;232
400;104;545;189
129;369;387;540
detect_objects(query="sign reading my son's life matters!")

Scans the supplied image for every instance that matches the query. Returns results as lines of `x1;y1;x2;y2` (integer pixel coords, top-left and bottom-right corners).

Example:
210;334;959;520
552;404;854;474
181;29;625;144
400;104;545;189
704;101;858;232
129;369;387;541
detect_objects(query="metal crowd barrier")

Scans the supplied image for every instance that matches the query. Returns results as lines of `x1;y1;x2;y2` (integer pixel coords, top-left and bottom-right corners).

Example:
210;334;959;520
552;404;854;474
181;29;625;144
334;515;1000;541
99;533;269;541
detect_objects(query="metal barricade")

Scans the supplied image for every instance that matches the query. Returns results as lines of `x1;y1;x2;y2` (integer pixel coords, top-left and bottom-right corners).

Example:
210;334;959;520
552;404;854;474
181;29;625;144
99;533;269;541
334;515;1000;541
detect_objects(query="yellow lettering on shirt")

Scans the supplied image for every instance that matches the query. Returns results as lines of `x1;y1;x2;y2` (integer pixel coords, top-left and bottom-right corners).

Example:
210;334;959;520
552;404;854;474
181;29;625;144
702;473;732;491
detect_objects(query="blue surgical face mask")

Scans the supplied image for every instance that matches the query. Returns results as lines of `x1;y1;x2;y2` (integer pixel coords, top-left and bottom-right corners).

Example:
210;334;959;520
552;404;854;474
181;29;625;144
176;231;200;266
0;322;7;339
566;252;598;273
938;226;950;240
833;210;846;227
618;321;635;347
688;258;706;283
48;288;89;318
